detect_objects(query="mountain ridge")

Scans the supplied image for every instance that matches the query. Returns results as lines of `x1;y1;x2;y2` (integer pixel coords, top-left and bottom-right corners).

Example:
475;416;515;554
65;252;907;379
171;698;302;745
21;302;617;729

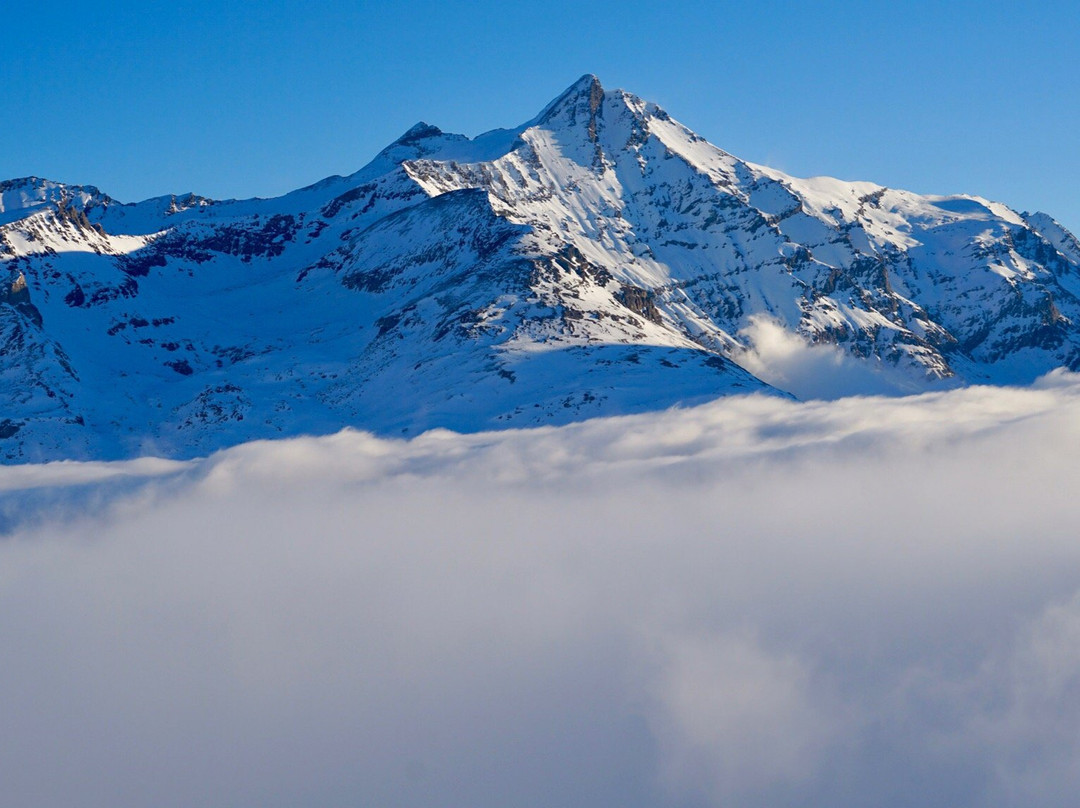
2;74;1079;461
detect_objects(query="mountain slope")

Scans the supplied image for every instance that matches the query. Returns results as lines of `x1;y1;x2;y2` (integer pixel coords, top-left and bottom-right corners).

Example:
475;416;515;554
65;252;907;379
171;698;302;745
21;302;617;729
2;75;1079;461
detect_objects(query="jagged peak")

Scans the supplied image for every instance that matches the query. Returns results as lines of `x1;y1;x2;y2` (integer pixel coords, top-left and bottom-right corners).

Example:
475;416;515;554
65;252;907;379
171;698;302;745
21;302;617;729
352;118;514;181
1023;211;1080;262
534;74;605;124
526;75;669;148
0;176;113;216
0;176;51;192
0;176;108;197
370;121;470;164
1025;210;1066;230
395;121;445;145
164;192;214;213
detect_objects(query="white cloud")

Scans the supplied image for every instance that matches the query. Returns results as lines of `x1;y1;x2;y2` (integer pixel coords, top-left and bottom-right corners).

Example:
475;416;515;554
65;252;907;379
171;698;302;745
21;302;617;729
643;629;841;806
735;314;943;399
3;375;1080;806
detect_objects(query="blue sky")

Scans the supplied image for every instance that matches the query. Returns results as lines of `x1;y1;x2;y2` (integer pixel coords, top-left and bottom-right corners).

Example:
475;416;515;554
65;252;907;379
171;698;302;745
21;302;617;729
4;1;1078;231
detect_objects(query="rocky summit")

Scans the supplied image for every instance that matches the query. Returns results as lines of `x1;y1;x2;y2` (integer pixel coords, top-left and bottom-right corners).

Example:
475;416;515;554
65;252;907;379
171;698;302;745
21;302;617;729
3;74;1080;461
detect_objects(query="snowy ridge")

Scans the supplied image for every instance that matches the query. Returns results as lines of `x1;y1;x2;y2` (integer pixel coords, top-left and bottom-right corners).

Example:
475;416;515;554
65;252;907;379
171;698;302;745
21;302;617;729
2;75;1080;461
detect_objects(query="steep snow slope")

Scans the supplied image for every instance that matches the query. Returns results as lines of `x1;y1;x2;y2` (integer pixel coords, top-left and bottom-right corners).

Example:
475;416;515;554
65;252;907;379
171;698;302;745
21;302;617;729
406;77;1080;384
2;75;1079;461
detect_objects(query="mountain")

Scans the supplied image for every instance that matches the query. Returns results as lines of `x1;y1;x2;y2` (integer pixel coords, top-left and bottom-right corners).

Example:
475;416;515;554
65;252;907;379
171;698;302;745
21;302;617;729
3;74;1080;461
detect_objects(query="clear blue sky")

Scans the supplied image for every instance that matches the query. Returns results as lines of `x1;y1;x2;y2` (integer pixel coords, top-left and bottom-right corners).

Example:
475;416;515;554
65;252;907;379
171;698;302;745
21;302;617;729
4;1;1078;232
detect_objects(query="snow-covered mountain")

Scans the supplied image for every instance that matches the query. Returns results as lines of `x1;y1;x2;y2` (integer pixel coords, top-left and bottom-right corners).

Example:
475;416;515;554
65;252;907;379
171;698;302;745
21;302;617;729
4;74;1080;461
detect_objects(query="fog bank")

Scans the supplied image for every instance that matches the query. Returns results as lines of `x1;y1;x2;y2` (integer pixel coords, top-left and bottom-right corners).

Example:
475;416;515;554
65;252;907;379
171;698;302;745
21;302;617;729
4;375;1080;807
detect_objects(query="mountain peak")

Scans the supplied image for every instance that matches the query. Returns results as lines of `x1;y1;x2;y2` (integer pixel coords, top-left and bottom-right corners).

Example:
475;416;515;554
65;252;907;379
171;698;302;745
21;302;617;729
535;74;605;124
0;176;112;216
571;72;603;95
396;121;445;145
5;76;1080;461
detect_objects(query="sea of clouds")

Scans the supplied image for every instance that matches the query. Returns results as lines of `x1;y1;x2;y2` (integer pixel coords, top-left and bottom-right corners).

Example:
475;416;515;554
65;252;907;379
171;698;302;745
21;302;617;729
4;372;1080;807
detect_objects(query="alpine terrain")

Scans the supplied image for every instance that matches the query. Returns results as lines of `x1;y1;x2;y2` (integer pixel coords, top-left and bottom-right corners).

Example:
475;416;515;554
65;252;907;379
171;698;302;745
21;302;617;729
4;74;1080;461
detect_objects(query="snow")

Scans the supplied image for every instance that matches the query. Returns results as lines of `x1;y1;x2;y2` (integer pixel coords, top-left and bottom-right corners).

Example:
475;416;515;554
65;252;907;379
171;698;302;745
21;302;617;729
2;74;1080;461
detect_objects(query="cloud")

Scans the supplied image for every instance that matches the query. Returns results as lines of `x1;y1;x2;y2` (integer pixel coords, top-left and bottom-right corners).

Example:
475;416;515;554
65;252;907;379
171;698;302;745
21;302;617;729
735;314;946;399
3;375;1080;806
642;628;841;806
932;592;1080;807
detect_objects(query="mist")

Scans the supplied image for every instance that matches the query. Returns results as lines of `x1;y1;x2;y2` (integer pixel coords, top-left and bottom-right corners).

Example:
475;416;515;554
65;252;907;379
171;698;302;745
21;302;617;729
4;374;1080;807
735;314;955;399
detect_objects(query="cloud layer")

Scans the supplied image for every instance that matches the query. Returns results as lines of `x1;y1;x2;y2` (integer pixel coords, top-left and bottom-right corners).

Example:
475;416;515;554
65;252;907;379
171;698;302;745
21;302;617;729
4;374;1080;807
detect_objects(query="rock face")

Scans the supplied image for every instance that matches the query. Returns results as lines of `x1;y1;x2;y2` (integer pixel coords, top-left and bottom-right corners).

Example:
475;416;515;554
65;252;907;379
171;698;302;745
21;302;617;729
2;75;1080;461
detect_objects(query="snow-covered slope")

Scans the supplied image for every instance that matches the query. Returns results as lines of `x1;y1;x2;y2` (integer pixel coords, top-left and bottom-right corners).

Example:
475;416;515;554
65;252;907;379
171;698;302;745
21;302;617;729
3;75;1079;461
